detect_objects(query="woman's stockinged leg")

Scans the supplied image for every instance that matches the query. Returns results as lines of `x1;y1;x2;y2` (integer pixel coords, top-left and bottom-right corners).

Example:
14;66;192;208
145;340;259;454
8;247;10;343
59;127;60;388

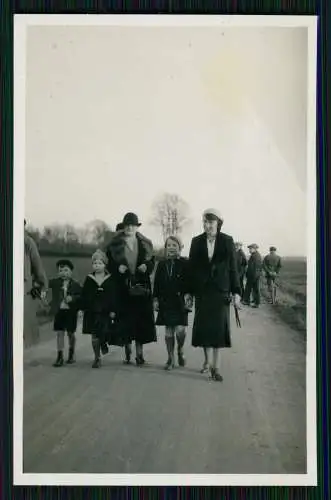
201;347;211;373
91;334;101;368
135;342;145;366
175;326;186;367
211;348;223;382
164;327;175;370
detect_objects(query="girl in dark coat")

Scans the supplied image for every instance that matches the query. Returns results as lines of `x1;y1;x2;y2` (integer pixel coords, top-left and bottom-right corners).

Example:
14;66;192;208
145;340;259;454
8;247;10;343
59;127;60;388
153;235;191;370
80;250;117;368
105;212;156;366
188;208;241;382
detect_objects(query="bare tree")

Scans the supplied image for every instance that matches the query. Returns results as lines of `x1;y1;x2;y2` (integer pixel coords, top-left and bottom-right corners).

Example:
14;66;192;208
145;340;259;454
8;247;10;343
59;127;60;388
85;219;112;247
150;193;191;243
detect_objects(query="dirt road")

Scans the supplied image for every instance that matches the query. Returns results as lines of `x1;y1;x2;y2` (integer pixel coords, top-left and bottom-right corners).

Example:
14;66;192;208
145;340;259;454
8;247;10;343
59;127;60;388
23;304;306;474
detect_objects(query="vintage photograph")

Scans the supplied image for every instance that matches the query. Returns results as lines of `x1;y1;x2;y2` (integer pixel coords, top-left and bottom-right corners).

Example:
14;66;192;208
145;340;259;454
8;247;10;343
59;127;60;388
14;15;317;485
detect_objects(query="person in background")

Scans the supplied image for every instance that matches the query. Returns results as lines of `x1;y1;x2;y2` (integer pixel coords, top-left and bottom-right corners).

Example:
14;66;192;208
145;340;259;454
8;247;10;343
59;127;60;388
263;246;282;304
106;212;156;366
187;208;241;382
80;250;117;368
24;219;48;347
116;223;124;232
235;241;247;298
48;259;82;367
153;235;191;370
243;243;263;308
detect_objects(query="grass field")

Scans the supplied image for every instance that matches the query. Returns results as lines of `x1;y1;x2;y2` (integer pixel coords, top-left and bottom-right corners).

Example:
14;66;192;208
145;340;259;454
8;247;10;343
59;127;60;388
260;257;306;334
36;255;307;334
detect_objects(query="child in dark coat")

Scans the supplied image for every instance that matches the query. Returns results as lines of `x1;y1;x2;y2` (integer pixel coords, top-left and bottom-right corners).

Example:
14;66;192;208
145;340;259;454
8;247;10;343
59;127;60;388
153;235;192;370
80;249;117;368
48;259;82;367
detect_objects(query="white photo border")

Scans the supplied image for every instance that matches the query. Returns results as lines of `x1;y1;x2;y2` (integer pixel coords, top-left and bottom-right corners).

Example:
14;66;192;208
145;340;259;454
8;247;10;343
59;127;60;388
13;14;318;487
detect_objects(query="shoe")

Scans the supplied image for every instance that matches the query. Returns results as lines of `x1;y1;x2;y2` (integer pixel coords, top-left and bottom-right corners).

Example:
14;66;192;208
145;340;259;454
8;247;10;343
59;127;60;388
66;348;76;364
53;352;64;367
252;304;259;308
123;345;132;364
210;367;223;382
164;357;175;370
135;355;145;366
200;362;209;374
178;351;186;367
92;358;101;368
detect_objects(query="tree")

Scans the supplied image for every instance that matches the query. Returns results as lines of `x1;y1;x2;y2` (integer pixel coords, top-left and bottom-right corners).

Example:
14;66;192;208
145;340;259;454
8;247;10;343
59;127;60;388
85;219;112;247
150;193;191;243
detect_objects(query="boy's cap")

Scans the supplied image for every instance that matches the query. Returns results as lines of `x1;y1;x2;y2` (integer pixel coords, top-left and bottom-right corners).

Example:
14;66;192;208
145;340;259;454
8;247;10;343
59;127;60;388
270;246;277;251
56;259;74;270
248;243;259;250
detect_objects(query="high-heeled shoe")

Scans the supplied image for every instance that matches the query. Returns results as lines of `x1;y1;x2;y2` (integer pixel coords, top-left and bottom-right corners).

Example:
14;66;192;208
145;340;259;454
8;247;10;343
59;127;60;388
135;355;145;366
164;357;175;370
200;361;209;374
210;367;223;382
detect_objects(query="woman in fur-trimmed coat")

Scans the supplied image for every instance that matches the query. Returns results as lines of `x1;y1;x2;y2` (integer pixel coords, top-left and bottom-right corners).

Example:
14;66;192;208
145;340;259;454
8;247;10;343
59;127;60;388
105;212;157;366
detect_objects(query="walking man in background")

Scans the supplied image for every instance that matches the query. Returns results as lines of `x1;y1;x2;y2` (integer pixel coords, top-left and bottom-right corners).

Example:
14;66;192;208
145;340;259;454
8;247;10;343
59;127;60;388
263;246;282;304
243;243;263;308
235;242;247;298
24;219;48;347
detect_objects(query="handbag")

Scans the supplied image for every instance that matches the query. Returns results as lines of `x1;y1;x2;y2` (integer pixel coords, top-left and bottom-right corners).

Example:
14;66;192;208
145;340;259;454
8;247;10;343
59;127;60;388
127;276;151;297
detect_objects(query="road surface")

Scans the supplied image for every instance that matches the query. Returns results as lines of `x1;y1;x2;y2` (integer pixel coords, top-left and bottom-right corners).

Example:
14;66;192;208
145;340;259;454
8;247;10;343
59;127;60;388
23;304;306;474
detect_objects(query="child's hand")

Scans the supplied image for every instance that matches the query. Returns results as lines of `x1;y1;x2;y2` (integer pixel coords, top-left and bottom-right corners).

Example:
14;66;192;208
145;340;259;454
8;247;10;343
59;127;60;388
119;265;128;274
109;312;116;318
138;264;147;273
65;295;73;303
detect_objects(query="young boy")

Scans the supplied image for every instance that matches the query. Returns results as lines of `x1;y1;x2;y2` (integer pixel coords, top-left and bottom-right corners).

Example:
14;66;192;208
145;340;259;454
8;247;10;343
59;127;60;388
48;259;82;367
153;235;192;370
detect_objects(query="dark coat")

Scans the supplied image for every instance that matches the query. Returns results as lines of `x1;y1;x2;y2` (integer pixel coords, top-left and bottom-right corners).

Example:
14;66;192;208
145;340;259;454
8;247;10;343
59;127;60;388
79;273;118;340
236;249;247;277
188;232;241;348
246;252;263;281
48;277;82;333
153;257;190;327
48;277;82;315
105;231;157;345
188;232;241;297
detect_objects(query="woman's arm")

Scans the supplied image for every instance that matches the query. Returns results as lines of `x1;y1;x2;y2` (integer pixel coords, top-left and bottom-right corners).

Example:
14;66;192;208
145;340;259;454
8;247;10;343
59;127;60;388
152;261;162;298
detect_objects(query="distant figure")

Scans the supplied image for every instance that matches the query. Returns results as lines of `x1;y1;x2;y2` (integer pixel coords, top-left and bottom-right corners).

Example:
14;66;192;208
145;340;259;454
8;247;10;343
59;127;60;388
235;242;247;297
80;250;118;368
153;235;191;370
24;219;48;347
106;212;157;366
243;244;263;308
115;223;124;231
48;259;82;367
263;246;282;304
187;208;241;382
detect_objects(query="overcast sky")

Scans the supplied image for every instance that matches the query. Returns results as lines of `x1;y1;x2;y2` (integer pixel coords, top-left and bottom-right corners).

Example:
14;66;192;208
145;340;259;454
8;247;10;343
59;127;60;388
24;25;308;256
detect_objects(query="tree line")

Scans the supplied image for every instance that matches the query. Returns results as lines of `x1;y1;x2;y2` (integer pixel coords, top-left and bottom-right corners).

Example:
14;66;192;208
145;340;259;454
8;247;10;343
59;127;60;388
26;193;192;259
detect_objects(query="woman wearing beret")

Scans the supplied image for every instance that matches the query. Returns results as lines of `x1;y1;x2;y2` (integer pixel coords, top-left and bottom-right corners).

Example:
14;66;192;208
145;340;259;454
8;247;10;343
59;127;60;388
187;209;241;381
105;212;157;365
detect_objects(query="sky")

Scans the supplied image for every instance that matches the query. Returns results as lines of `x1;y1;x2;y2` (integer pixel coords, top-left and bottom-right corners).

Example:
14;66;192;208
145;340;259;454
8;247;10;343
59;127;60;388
24;25;309;256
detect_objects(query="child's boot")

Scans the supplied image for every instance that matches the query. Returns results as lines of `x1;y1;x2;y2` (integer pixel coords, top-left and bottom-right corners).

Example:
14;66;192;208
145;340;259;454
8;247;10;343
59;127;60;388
66;347;76;364
53;351;64;367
